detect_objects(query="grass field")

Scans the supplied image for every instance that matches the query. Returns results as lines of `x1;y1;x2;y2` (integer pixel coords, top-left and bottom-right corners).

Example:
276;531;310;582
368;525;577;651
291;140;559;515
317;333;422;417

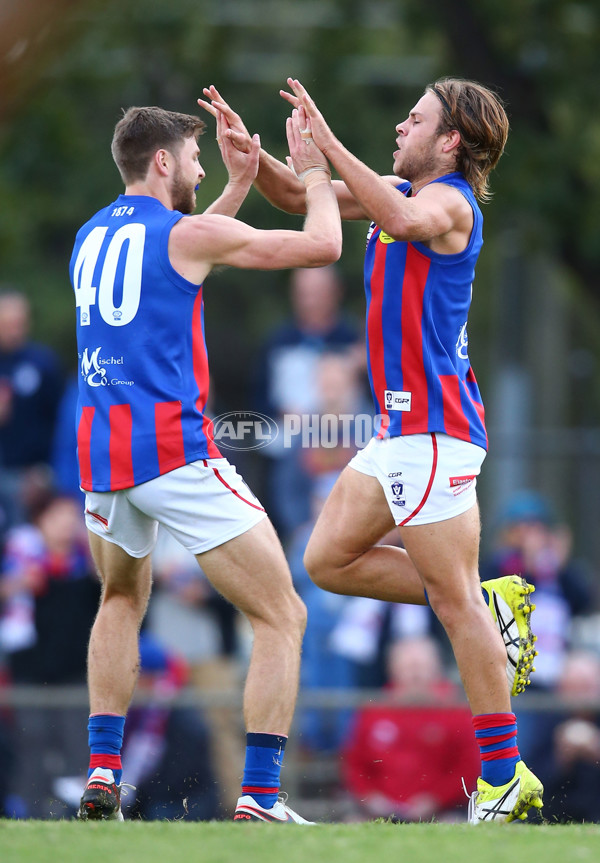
1;819;599;863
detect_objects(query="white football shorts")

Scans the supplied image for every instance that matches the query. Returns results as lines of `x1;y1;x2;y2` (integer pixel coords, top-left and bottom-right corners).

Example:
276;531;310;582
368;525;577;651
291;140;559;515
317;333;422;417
84;458;267;558
348;432;486;526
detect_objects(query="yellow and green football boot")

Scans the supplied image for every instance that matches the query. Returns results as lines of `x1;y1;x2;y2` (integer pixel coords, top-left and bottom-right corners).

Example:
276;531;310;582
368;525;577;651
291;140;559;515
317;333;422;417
481;575;538;696
468;760;544;823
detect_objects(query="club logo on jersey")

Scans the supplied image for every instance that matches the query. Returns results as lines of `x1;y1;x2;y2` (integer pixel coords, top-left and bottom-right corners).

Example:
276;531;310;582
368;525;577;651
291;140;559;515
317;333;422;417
456;323;469;360
81;348;107;387
384;390;412;411
80;347;133;387
390;480;406;507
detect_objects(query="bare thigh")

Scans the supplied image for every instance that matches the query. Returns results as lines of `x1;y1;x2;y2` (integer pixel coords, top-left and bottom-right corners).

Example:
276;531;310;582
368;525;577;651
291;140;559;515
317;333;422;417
195;518;305;628
88;531;153;609
307;465;396;567
302;466;429;603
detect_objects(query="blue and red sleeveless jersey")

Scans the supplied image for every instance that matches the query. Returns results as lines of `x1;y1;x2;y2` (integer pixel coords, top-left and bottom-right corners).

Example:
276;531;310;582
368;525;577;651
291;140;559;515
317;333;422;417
364;172;487;449
69;194;220;492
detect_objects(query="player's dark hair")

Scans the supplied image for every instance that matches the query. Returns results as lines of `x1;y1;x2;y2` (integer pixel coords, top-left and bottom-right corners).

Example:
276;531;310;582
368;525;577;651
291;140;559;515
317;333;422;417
427;78;509;202
111;106;206;184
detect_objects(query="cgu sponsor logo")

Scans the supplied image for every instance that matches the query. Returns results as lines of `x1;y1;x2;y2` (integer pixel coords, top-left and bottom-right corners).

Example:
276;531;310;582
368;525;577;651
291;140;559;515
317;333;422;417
384;389;412;412
80;347;133;387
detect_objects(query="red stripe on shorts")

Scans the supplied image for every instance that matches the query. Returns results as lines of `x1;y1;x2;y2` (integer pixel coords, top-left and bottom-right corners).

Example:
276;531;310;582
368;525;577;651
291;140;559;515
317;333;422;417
399;433;439;526
86;509;108;527
203;460;265;512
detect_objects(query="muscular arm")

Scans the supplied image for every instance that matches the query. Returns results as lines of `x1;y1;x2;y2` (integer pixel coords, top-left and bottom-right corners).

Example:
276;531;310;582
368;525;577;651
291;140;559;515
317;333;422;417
283;78;473;250
203;175;256;219
324;139;471;247
171;107;342;284
254;149;371;221
170;172;341;284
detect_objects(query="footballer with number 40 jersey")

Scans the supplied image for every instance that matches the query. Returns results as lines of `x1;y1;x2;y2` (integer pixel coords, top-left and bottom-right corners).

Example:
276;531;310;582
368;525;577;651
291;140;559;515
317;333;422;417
73;101;342;826
71;194;220;493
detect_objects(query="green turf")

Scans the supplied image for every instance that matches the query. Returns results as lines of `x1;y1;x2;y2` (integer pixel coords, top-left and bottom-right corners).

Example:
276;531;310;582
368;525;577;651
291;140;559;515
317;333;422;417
1;820;599;863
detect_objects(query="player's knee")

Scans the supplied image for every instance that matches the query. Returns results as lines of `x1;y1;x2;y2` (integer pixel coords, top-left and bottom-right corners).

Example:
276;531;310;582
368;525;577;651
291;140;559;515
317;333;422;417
101;579;151;621
253;590;306;644
426;587;475;639
303;542;337;591
280;589;306;634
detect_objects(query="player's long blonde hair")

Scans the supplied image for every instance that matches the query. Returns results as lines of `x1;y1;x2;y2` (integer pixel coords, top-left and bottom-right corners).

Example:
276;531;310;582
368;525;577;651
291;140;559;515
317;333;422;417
428;78;509;202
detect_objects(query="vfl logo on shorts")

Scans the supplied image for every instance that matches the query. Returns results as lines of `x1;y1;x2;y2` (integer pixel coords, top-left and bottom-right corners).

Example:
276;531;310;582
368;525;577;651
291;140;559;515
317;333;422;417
390;480;406;507
449;475;477;496
384;390;412;412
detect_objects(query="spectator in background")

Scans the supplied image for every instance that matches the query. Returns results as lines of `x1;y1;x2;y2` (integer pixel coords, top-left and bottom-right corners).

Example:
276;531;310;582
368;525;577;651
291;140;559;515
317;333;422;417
342;636;479;822
0;291;64;533
255;265;361;420
526;650;600;823
273;349;369;543
329;592;443;690
0;489;98;682
0;489;99;817
254;265;363;540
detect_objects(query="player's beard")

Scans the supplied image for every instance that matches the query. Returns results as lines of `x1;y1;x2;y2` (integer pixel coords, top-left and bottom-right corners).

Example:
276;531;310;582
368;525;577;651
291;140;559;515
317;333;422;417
394;137;439;184
170;165;196;214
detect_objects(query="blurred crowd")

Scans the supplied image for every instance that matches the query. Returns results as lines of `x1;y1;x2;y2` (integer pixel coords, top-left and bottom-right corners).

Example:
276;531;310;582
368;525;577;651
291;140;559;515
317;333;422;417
1;280;599;822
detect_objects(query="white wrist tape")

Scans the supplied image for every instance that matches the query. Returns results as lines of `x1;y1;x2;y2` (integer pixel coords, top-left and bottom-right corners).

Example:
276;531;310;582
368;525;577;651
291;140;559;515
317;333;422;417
298;166;330;183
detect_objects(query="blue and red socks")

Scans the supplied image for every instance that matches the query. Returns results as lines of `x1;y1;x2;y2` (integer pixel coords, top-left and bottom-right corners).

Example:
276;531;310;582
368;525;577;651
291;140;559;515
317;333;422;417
88;713;125;786
241;732;287;809
473;712;520;786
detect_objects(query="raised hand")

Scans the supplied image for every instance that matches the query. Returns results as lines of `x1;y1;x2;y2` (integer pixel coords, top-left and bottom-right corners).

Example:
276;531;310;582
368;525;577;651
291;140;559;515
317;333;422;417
216;102;261;186
285;105;330;184
197;86;253;154
280;78;336;155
